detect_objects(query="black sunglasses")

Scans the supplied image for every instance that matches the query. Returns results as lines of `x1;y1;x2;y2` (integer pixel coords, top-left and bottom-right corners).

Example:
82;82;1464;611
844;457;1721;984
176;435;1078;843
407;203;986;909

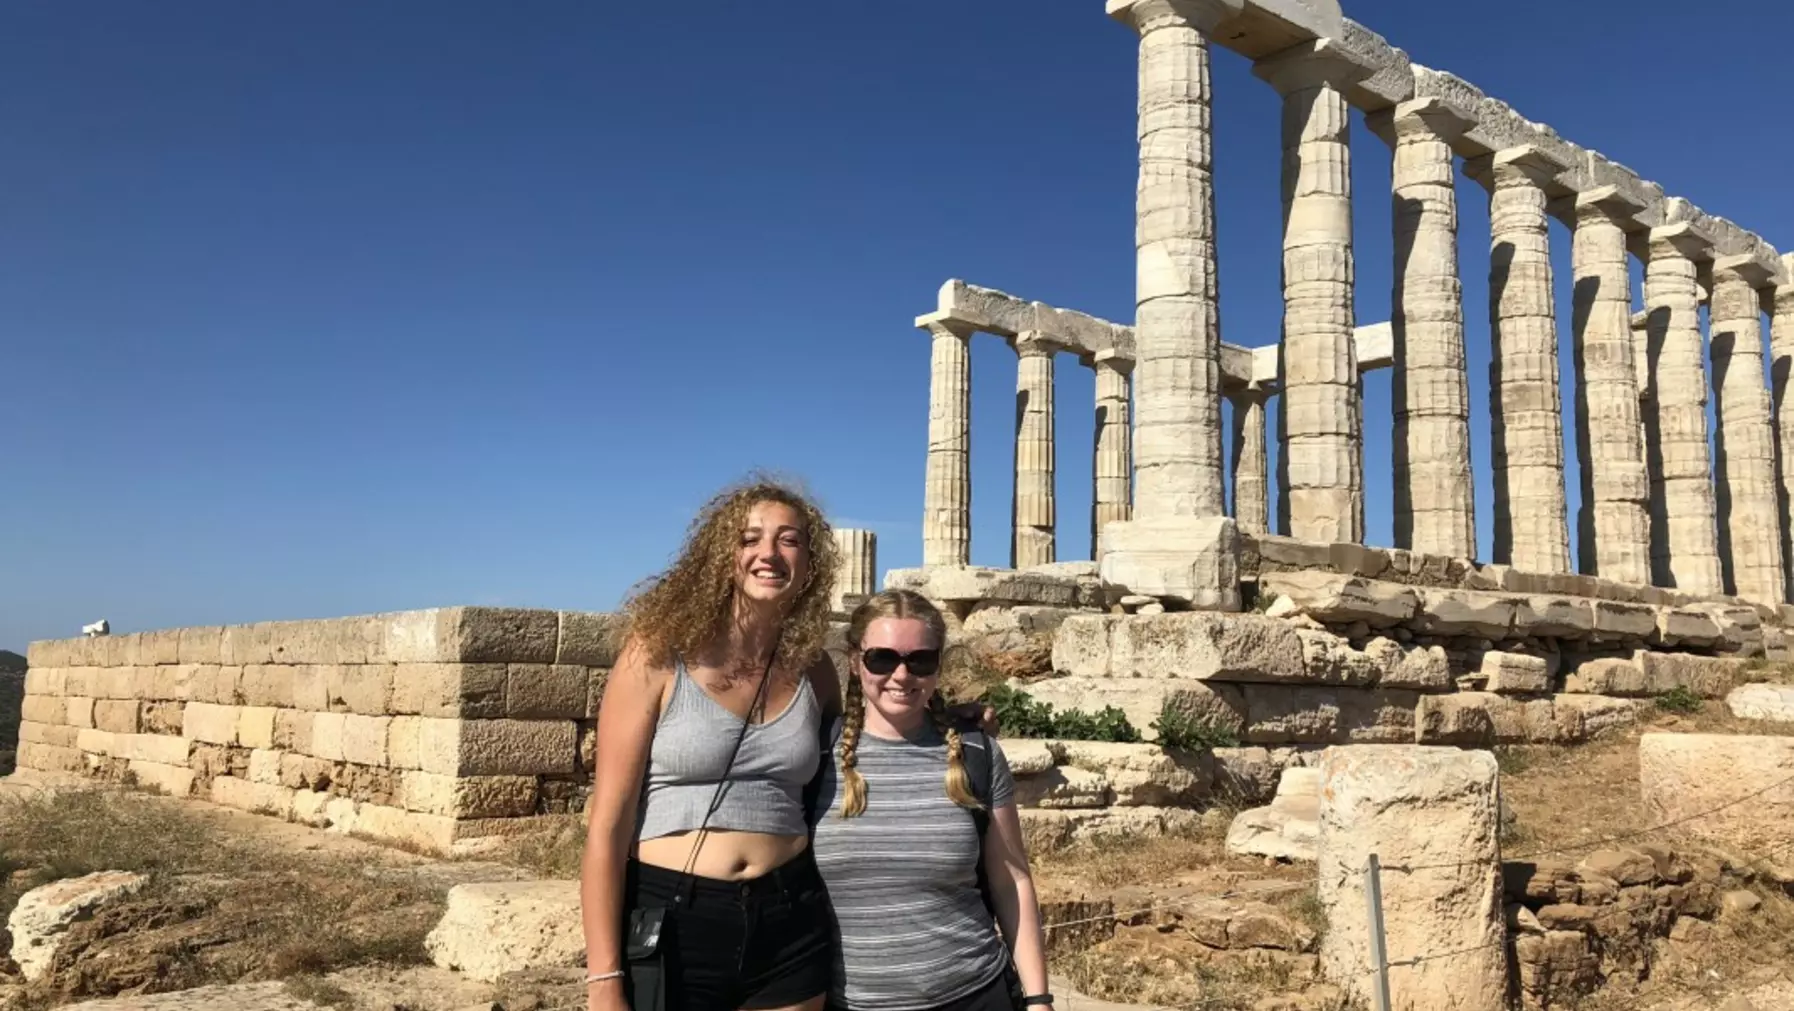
860;647;942;678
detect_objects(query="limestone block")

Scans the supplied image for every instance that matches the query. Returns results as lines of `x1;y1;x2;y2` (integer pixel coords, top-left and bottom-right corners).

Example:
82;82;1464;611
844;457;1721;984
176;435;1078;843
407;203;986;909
505;663;589;719
1239;686;1418;745
237;664;293;708
248;748;283;785
1655;607;1723;647
6;870;147;981
331;614;385;665
1412;589;1516;639
343;714;391;766
25;639;67;669
1376;640;1453;691
210;775;296;819
289;664;329;711
1100;613;1305;682
97;666;135;699
1258;571;1418;627
557;610;623;666
383;607;561;664
17;721;48;744
354;802;458;852
237;706;278;749
1513;597;1595;639
310;711;349;762
176;626;224;665
389;715;424;769
75;728;118;756
1018;807;1204;849
18;741;85;774
425;881;585;982
886;565;1098;609
1294;629;1382;686
1051;616;1119;677
182;702;241;745
124;732;192;766
1551;695;1644;738
1562;656;1647;696
1727;684;1794;722
406;662;508;719
1481;651;1551;694
272;709;309;751
1592;600;1658;639
62;666;94;697
291;788;332;827
127;759;196;797
20;695;65;726
1637;651;1746;698
147;664;196;702
1013;766;1110;809
1318;746;1505;1011
1096;516;1241;611
1638;733;1794;876
1052;740;1212;806
398;770;539;818
1014;677;1244;744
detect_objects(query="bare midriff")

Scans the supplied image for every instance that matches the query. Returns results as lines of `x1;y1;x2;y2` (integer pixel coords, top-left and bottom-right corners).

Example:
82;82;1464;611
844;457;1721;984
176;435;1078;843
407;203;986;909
633;829;810;881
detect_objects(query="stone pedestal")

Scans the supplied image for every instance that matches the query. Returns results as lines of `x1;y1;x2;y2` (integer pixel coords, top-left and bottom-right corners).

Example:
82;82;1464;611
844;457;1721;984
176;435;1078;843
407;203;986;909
1097;515;1240;610
1474;146;1571;574
1380;98;1477;560
830;529;877;612
918;315;974;567
1013;334;1058;568
1256;40;1371;545
1569;188;1652;584
1710;256;1785;605
1317;746;1506;1011
1230;389;1269;536
1642;224;1723;594
1092;351;1134;557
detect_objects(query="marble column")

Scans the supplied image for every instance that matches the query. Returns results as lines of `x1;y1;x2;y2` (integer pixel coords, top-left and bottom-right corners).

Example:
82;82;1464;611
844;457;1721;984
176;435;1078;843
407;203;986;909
1642;223;1723;594
1569;187;1652;584
1256;40;1371;545
1710;256;1784;604
1773;258;1794;602
918;315;973;567
829;528;877;612
1380;98;1477;559
1012;333;1057;568
1229;388;1270;535
1473;146;1571;574
1092;350;1133;557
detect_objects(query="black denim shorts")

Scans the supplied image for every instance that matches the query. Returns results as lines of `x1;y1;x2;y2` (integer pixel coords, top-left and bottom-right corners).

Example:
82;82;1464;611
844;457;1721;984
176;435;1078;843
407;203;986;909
624;851;833;1011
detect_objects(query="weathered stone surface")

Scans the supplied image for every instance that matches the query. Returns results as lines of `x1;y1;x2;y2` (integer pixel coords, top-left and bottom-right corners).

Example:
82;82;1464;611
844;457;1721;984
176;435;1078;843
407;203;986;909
1018;806;1203;848
1562;655;1647;696
1098;516;1241;610
1591;600;1657;638
1551;694;1644;738
1728;683;1794;722
1210;746;1296;805
1374;639;1454;691
1259;571;1418;626
886;565;1098;608
1514;596;1595;638
1012;765;1110;809
1226;767;1320;862
1412;589;1516;639
7;870;147;980
1637;651;1747;698
1016;677;1244;744
1481;651;1551;694
504;663;590;719
383;607;561;665
1318;746;1505;1011
1638;733;1794;876
425;881;584;982
1239;685;1418;745
1055;612;1303;682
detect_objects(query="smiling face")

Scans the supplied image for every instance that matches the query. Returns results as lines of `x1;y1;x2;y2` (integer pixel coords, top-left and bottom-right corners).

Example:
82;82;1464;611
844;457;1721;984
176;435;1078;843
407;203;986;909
733;499;811;610
854;616;940;735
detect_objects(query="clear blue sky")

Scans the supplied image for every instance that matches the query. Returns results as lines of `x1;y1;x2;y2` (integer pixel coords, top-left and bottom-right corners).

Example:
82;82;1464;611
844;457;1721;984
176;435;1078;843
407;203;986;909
5;1;1791;650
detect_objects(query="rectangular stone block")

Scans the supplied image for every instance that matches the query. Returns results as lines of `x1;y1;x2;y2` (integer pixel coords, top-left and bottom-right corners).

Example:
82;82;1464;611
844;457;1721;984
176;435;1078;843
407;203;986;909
406;662;507;719
343;714;391;766
42;724;78;748
327;663;392;715
21;695;65;725
237;706;278;749
93;699;142;734
397;770;539;818
239;664;293;708
127;759;197;797
182;702;241;745
66;696;95;729
140;700;182;734
291;664;329;711
1512;597;1595;639
1636;652;1746;699
557;611;623;666
1592;601;1656;639
505;664;590;719
99;634;131;667
19;741;86;774
383;607;561;664
1238;686;1418;745
249;748;283;785
1481;652;1551;695
26;639;68;669
76;728;118;756
310;711;348;762
149;664;194;702
274;709;313;751
333;615;384;665
389;715;423;769
211;775;296;819
177;626;225;665
124;732;193;766
18;721;49;744
352;802;458;853
98;667;134;699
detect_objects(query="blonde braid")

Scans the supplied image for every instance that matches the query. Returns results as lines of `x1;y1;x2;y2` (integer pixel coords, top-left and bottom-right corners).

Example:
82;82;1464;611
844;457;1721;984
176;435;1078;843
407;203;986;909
929;693;981;810
838;670;869;818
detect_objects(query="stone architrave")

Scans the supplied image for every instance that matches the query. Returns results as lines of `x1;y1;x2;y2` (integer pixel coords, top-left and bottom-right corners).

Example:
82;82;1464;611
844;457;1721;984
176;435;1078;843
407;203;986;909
1642;224;1723;595
1379;97;1476;560
1256;40;1372;545
1569;188;1652;585
1099;0;1242;609
1230;388;1270;535
1013;333;1058;568
1774;256;1794;601
1092;350;1134;557
917;315;974;567
1473;146;1571;575
1710;256;1785;605
830;529;878;612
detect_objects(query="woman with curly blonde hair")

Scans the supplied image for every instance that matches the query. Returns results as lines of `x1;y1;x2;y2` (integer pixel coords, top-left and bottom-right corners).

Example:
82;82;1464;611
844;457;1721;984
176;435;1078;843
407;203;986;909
581;478;843;1011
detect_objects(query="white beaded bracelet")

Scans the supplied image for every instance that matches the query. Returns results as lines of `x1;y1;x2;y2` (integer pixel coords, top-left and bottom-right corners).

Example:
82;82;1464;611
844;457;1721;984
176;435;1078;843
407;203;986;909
586;970;625;985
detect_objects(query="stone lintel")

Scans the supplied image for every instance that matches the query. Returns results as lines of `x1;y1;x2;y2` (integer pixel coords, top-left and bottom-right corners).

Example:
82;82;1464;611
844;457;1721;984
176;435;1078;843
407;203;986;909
1649;222;1715;263
1252;38;1377;96
1112;0;1346;61
1336;19;1413;112
1013;330;1061;356
1712;253;1775;289
1572;185;1649;230
1366;95;1475;146
1584;152;1666;226
932;280;1122;356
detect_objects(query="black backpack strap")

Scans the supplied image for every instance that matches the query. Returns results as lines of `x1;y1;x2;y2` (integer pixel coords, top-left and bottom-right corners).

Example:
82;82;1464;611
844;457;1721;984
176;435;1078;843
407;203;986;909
962;730;1000;919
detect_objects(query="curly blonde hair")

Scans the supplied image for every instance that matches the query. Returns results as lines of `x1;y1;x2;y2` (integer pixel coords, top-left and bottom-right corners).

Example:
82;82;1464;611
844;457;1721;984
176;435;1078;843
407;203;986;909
621;477;838;671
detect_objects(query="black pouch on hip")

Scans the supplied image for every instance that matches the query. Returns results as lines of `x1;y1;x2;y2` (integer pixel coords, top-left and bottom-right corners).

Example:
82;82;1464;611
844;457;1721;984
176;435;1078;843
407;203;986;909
624;905;669;1011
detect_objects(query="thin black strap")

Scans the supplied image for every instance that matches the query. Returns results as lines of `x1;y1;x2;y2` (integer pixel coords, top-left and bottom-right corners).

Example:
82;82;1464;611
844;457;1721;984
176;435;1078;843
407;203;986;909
676;646;777;897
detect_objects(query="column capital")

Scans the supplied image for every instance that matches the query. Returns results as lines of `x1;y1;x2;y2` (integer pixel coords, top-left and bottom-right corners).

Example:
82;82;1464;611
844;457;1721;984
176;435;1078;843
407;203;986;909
1569;184;1648;231
1014;331;1061;357
1367;96;1475;147
1252;38;1376;96
1091;347;1134;374
1107;0;1243;34
915;311;978;341
1464;144;1568;192
1711;253;1775;289
1647;222;1714;264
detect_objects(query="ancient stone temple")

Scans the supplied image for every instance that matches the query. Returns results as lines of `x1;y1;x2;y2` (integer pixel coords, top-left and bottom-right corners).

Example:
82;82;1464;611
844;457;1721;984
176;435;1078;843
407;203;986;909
903;0;1793;610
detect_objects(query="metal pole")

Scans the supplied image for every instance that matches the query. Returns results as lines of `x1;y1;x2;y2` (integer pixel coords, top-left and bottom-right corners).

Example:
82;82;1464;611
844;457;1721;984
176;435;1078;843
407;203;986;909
1366;853;1393;1011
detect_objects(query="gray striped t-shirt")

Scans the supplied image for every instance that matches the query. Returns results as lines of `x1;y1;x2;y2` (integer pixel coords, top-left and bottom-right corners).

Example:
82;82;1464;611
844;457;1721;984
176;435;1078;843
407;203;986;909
810;723;1016;1011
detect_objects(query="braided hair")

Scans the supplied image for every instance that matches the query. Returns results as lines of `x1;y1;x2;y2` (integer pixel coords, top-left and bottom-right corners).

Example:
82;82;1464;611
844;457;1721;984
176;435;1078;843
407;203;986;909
837;589;980;818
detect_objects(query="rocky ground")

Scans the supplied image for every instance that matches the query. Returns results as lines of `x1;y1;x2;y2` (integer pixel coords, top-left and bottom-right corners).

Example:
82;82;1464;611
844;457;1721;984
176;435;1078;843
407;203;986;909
3;697;1793;1011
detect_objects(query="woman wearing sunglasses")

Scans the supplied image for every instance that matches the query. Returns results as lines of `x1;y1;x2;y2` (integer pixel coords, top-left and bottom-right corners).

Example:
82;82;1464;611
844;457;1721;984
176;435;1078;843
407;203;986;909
810;589;1054;1011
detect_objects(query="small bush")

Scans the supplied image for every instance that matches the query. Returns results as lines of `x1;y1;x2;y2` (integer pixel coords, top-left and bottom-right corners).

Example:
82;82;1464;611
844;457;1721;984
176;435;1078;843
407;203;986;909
983;684;1141;742
1151;705;1240;751
1654;685;1704;714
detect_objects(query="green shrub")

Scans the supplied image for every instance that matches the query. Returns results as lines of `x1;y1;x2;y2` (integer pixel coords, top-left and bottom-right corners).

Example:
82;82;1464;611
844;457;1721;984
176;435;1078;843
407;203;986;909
1653;685;1704;714
983;684;1141;742
1151;705;1240;751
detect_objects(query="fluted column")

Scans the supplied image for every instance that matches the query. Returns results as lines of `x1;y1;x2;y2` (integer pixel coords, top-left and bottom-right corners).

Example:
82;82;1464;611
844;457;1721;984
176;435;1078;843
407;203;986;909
1710;256;1784;604
1378;98;1476;558
829;529;877;612
1569;188;1651;584
1092;350;1133;557
1013;333;1057;568
918;315;973;567
1229;388;1270;535
1642;223;1722;594
1472;146;1570;574
1773;261;1794;602
1256;41;1371;545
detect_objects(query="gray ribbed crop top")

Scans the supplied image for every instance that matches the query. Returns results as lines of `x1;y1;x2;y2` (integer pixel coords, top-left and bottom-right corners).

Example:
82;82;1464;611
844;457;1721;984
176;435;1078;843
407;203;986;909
635;656;821;841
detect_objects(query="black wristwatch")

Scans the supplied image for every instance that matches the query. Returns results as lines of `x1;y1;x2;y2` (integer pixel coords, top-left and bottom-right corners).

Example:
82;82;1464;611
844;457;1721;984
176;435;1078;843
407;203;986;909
1022;996;1054;1007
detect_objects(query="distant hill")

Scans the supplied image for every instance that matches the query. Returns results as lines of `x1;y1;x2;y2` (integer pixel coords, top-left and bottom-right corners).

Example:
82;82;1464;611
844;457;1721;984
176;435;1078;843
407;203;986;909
0;650;25;672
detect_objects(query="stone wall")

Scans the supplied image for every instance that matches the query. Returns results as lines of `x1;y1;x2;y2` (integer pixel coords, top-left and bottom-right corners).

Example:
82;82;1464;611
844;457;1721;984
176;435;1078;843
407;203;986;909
13;607;619;854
